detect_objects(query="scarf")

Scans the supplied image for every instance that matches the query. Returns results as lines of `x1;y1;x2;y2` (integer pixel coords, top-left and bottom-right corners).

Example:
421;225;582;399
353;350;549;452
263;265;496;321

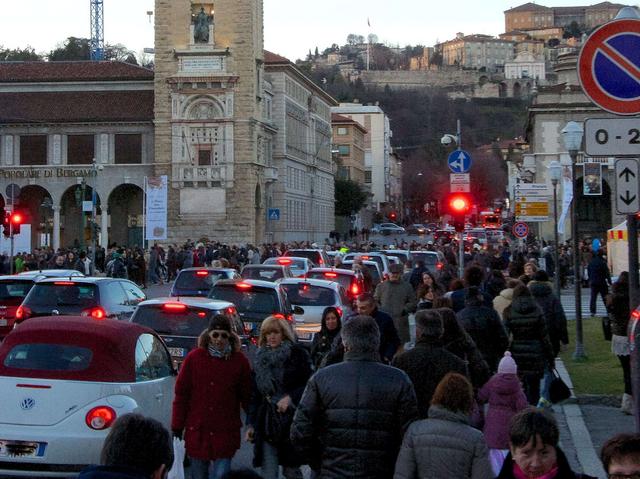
513;463;558;479
255;341;293;398
208;344;231;359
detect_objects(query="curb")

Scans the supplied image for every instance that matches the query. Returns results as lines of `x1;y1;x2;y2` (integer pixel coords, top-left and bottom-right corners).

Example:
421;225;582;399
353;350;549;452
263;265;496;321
556;359;606;478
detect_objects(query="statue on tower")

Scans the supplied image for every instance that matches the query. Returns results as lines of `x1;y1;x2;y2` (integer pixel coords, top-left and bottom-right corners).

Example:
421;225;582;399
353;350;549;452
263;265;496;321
193;7;212;44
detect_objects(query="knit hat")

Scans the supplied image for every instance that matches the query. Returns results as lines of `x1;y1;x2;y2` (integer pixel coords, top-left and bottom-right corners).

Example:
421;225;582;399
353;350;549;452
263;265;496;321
207;314;232;333
498;351;517;374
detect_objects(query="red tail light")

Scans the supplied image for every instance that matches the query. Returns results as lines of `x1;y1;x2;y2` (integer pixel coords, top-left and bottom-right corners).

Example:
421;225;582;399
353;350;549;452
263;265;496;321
226;307;236;316
350;282;360;296
285;313;294;322
195;270;209;277
632;310;640;319
15;305;31;322
197;311;206;318
436;262;444;270
162;302;187;312
237;282;252;289
85;406;116;430
81;306;107;319
324;272;338;278
54;281;76;286
277;258;292;265
272;313;286;320
318;258;324;265
361;255;370;260
336;307;343;318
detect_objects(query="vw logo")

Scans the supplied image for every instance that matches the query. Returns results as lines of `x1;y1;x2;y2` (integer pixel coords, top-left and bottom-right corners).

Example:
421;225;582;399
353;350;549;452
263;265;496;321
20;397;35;410
51;310;60;315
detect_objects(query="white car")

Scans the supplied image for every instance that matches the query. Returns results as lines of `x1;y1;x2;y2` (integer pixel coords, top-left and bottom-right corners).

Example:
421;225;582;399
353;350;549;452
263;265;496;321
0;316;175;477
372;223;406;234
279;278;352;343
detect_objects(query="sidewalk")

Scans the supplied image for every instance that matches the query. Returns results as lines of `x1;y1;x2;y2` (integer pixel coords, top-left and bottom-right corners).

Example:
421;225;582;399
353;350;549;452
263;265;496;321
553;359;635;478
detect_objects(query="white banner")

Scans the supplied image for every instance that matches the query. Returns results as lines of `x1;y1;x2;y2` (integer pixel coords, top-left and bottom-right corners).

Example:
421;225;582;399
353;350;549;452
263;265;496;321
558;164;573;236
145;176;168;240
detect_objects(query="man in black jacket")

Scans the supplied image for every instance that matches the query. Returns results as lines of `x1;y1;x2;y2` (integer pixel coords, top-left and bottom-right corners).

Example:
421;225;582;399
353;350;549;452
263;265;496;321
291;316;418;479
392;309;468;418
587;249;611;317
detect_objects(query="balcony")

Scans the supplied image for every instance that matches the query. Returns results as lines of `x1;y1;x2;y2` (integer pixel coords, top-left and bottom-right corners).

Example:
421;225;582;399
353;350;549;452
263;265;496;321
172;164;228;187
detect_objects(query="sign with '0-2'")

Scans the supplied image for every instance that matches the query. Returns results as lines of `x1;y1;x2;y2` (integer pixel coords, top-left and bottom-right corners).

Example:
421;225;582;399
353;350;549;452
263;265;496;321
585;118;640;156
615;158;639;214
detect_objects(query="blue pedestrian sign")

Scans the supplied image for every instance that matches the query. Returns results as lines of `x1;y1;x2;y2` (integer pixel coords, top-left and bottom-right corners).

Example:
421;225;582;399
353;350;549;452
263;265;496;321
447;150;472;173
268;208;280;221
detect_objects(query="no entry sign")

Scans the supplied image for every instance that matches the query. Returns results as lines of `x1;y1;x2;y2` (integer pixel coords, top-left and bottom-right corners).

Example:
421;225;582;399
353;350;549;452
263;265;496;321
578;18;640;115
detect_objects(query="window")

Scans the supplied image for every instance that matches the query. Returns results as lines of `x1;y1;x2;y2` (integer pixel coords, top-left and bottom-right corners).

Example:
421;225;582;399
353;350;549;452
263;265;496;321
100;281;128;307
121;282;145;305
4;343;92;371
20;135;47;165
67;135;94;165
115;134;142;164
337;166;350;180
365;170;372;183
198;148;212;165
338;145;350;156
337;127;348;136
135;333;173;381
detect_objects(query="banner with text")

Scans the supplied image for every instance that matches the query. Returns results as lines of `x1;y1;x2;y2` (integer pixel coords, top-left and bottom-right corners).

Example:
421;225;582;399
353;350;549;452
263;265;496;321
145;176;168;241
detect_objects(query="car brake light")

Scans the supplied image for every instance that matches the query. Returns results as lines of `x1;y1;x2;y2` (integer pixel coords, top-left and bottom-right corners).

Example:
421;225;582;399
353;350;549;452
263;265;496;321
336;307;343;317
277;258;292;265
197;311;206;318
361;255;370;260
237;282;252;289
318;258;324;265
163;303;187;312
195;270;209;277
54;281;76;286
15;305;30;321
632;310;640;319
436;262;444;270
324;272;338;278
350;282;360;295
81;306;107;319
272;313;285;320
85;406;116;430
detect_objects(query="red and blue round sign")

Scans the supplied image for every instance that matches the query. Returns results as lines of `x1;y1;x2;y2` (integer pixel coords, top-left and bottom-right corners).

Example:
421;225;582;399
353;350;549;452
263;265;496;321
578;18;640;116
512;222;529;239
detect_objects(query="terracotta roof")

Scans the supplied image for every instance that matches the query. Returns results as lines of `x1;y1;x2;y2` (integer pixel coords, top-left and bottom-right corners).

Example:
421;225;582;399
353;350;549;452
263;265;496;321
0;90;154;124
0;61;153;83
263;51;291;65
505;2;551;13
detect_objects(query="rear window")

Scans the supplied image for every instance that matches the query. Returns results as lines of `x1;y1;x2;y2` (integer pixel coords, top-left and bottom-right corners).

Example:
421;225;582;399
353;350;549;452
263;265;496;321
210;285;279;315
281;284;336;306
175;271;226;290
306;272;351;290
264;258;307;272
357;255;384;271
0;280;33;302
132;306;215;336
385;252;409;264
411;253;438;265
4;343;92;371
241;268;284;281
27;283;98;307
284;251;319;264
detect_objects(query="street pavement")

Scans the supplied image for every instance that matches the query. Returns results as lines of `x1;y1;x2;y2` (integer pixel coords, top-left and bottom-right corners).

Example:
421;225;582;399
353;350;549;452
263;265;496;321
559;288;608;320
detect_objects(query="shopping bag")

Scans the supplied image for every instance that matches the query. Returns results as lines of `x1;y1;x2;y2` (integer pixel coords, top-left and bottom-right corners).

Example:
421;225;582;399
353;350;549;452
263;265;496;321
549;369;571;404
167;437;185;479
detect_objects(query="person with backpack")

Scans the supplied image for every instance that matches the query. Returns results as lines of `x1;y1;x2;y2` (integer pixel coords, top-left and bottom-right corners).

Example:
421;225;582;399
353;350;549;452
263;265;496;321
107;250;128;279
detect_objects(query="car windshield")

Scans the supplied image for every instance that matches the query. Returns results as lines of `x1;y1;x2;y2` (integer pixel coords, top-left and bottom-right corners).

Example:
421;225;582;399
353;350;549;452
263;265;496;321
0;280;33;303
210;285;279;315
353;254;384;271
4;343;92;371
306;271;351;290
242;268;284;281
264;258;307;272
174;271;226;290
411;252;438;265
384;252;409;264
281;284;335;306
284;250;319;264
132;306;214;336
27;283;98;307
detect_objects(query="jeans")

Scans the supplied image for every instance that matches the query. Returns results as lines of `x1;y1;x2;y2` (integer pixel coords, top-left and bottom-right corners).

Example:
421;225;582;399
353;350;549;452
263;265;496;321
190;457;231;479
261;441;302;479
589;284;608;316
540;367;553;402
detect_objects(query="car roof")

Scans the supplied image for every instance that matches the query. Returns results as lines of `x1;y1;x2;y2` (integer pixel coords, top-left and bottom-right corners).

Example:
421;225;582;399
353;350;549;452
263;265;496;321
213;278;280;289
17;269;84;278
410;250;439;254
279;277;341;289
34;277;120;284
308;267;356;276
242;264;285;270
178;267;237;273
138;297;235;310
0;316;153;382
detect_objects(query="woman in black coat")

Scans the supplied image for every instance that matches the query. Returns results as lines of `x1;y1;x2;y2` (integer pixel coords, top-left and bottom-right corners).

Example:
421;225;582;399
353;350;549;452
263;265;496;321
310;307;342;369
503;285;555;405
246;316;312;479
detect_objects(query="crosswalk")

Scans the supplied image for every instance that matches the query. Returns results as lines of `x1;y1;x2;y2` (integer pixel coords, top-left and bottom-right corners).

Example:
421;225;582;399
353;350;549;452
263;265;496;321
559;290;608;320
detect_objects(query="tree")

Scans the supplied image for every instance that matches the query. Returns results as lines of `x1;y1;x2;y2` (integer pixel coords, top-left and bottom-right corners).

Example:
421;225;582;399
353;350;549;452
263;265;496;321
0;46;43;61
104;44;138;65
48;37;90;61
547;38;560;47
335;179;368;216
563;21;584;39
429;50;443;68
368;33;379;44
314;46;319;58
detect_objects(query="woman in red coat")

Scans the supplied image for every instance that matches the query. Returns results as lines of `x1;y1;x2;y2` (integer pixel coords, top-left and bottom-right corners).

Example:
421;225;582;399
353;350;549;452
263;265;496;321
171;314;252;479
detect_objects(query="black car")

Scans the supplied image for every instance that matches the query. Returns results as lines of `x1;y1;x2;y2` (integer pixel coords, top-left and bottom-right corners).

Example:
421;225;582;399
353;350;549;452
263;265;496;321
16;277;146;324
129;297;251;367
208;279;301;339
170;267;241;297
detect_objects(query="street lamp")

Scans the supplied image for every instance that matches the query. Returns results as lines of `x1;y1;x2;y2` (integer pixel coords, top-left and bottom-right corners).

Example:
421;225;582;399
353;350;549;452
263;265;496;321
548;160;562;297
561;120;586;359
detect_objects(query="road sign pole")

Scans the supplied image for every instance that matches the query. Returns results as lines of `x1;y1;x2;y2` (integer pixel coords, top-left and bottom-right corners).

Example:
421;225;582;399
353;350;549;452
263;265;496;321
572;154;586;360
629;215;640;312
9;222;14;275
458;231;464;278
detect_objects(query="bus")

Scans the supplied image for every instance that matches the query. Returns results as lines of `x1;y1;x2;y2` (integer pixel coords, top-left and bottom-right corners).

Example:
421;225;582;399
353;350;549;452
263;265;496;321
479;211;501;229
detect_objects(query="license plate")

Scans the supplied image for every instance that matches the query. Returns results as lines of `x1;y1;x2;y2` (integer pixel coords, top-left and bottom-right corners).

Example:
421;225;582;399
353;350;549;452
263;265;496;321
0;319;6;326
168;347;186;358
0;440;46;458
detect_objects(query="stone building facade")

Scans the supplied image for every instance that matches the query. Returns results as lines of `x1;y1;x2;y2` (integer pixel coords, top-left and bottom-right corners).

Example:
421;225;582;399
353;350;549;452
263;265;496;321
436;34;516;72
331;113;367;184
263;51;337;243
154;0;275;245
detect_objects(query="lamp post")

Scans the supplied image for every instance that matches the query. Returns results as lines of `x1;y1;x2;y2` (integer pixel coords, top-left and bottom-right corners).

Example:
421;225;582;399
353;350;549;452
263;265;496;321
548;160;562;297
561;121;586;359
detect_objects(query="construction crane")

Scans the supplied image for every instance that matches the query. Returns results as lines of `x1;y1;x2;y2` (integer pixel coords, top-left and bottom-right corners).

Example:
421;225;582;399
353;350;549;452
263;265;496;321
90;0;104;61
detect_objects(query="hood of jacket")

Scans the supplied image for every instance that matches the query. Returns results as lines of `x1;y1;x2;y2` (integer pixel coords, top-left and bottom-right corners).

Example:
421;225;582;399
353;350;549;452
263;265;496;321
498;288;514;301
490;373;523;395
427;404;470;425
510;295;540;315
528;280;553;298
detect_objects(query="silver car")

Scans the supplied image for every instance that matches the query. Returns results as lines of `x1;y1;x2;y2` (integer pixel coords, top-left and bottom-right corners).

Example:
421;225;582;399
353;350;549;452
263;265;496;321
278;278;352;343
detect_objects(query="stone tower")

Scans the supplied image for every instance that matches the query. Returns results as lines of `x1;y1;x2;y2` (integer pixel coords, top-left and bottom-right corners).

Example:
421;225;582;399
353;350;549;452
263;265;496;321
154;0;273;244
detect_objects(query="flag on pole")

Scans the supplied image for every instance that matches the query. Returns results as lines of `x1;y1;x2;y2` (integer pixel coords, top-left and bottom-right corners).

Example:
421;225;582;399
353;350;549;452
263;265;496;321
367;17;371;27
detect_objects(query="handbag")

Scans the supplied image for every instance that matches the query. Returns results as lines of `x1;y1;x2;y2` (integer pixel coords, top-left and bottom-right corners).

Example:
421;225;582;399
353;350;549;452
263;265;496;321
167;437;185;479
602;315;613;341
264;401;294;444
549;369;571;404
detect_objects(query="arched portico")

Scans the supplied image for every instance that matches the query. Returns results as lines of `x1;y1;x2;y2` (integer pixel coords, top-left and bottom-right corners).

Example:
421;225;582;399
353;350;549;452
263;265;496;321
16;185;54;248
60;184;102;249
108;184;144;248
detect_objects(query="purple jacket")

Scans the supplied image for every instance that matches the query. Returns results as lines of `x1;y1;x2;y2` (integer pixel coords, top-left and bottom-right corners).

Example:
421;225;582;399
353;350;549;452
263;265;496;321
478;373;528;449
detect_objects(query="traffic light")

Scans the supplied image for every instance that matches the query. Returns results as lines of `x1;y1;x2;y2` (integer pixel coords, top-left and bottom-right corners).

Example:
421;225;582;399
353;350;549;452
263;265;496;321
2;212;9;237
389;211;397;221
446;193;472;232
9;210;24;236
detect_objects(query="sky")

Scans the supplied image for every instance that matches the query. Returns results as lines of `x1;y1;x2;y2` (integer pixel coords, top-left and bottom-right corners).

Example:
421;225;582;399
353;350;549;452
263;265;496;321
0;0;631;62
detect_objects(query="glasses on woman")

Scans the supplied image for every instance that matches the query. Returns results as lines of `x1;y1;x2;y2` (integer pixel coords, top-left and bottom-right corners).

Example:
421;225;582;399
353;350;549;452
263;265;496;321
209;331;229;339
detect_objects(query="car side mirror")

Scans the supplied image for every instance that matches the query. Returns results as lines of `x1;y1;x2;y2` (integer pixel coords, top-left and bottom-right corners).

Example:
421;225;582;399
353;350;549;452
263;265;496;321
293;306;304;315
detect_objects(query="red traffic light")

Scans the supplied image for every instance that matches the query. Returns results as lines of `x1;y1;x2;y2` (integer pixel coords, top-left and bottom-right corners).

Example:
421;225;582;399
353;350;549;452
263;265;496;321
10;212;23;225
389;212;397;220
447;194;471;215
